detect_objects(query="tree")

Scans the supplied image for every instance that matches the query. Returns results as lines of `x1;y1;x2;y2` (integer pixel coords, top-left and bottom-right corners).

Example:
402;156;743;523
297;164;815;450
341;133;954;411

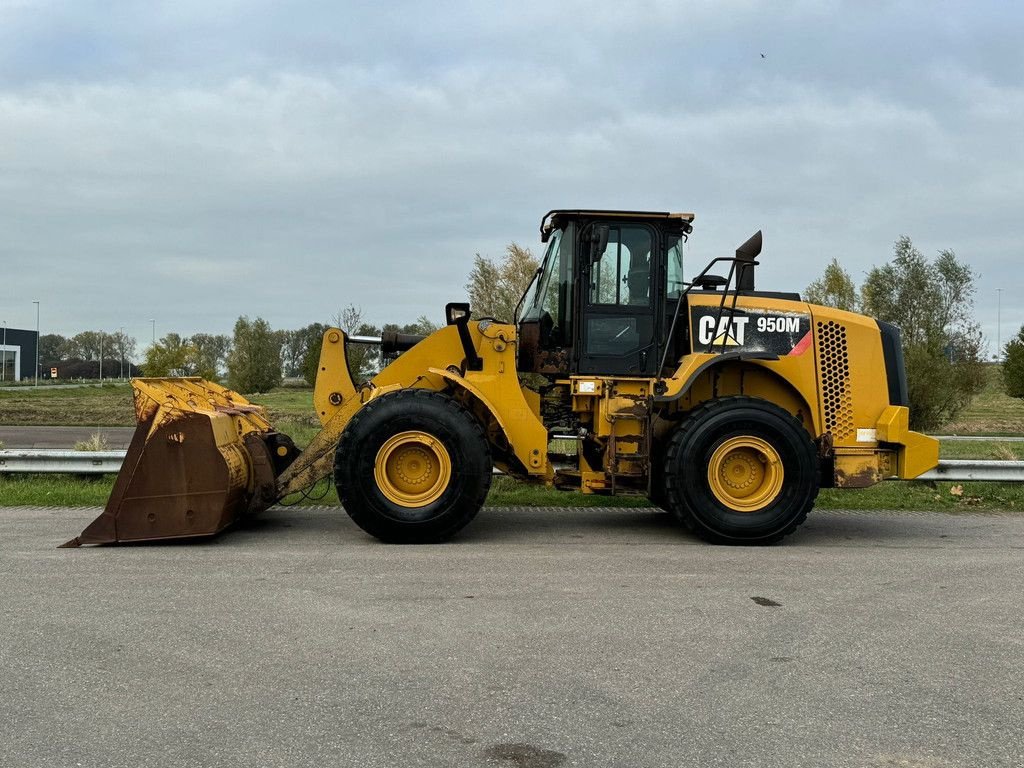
805;258;857;311
68;331;104;361
861;236;986;430
38;334;69;364
293;323;328;386
334;306;372;383
187;333;231;379
227;317;282;393
279;329;304;378
107;330;138;377
141;333;227;379
143;334;194;376
1003;326;1024;399
333;305;386;384
393;316;440;336
465;242;539;322
348;322;383;382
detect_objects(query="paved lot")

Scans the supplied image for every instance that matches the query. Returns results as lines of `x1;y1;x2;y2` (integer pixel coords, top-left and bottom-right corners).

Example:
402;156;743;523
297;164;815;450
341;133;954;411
1;505;1022;768
0;425;135;449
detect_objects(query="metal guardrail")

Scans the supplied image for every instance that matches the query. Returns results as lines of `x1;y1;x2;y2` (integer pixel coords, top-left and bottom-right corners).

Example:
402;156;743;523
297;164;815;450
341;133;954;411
0;449;126;474
3;449;1024;482
930;435;1024;442
916;460;1024;482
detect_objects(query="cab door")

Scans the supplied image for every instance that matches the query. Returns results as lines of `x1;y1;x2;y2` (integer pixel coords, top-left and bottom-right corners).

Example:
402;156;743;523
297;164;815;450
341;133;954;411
577;222;659;376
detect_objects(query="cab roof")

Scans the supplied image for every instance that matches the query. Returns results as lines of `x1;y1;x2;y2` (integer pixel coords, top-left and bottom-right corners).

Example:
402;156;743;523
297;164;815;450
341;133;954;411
540;209;696;240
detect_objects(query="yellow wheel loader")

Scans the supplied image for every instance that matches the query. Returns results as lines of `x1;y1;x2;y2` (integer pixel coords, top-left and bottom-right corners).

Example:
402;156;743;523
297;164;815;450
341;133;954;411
63;209;939;547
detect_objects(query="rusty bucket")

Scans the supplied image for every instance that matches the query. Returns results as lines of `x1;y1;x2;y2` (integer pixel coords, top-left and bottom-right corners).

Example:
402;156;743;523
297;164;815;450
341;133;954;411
62;378;297;547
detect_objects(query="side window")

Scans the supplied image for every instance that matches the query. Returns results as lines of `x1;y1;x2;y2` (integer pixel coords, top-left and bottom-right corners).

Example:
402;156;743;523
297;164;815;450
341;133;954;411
537;229;563;329
666;235;684;298
589;226;653;306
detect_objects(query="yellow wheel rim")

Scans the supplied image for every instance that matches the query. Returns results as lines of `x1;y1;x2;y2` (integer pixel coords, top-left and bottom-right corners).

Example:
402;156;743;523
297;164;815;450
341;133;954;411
374;431;452;508
707;436;784;513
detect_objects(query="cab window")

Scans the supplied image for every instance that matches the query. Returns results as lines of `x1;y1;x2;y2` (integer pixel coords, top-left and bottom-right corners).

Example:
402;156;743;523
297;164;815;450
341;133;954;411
589;226;653;306
666;234;685;298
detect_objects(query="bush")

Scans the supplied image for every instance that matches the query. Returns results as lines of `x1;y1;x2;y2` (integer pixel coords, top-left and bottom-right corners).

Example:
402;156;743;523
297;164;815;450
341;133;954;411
1003;326;1024;399
227;316;282;394
74;433;110;451
861;236;986;431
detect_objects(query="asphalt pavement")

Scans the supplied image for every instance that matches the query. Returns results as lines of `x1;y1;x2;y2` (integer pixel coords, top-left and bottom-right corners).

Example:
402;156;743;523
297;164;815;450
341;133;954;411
1;505;1022;768
0;425;136;448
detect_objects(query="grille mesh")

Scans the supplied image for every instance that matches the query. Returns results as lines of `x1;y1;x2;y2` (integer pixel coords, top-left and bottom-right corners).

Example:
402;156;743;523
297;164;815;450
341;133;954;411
816;320;853;440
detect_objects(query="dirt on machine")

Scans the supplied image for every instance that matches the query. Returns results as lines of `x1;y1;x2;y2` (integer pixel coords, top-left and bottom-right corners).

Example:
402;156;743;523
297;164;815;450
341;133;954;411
64;209;939;548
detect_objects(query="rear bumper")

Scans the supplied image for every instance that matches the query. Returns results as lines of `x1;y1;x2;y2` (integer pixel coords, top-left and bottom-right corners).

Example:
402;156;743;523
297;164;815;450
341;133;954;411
876;405;940;479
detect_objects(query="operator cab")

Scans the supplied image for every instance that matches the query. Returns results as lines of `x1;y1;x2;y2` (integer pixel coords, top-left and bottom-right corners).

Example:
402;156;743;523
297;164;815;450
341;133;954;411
518;209;694;377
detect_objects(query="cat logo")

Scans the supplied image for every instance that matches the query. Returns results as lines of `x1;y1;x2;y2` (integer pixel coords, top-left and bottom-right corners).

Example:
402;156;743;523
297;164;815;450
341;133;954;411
697;315;750;346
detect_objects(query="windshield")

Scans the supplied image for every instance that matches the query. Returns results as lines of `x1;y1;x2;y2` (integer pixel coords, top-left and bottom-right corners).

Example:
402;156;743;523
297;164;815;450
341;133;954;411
521;225;574;344
523;228;562;320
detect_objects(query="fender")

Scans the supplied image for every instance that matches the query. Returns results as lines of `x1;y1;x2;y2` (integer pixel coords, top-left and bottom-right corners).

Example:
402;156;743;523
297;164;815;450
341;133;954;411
428;366;549;476
654;351;779;404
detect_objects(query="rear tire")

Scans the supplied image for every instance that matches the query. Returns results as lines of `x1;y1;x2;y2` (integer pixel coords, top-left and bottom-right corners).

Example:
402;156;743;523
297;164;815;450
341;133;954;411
334;389;492;543
664;396;818;545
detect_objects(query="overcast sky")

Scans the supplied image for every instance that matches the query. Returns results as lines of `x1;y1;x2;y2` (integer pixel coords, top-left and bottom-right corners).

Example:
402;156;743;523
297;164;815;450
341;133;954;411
1;0;1021;356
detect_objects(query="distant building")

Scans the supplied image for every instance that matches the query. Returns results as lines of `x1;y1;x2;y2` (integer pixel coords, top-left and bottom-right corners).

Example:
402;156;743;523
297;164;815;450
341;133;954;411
0;327;38;382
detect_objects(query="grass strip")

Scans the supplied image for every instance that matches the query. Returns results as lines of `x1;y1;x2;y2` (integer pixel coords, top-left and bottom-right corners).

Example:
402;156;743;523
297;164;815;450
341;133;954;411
3;472;1022;513
0;383;134;426
0;474;115;507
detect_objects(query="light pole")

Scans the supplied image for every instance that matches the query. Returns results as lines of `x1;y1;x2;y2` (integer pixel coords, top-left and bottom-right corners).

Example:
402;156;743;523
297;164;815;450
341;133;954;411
150;319;156;345
119;327;124;379
32;300;39;386
997;289;1003;362
2;319;6;382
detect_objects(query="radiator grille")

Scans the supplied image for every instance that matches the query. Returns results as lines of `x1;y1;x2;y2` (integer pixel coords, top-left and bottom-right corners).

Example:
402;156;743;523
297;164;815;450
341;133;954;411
816;320;853;440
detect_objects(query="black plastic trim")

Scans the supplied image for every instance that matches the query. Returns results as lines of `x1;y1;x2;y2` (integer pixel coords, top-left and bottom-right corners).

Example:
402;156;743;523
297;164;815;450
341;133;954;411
446;302;483;371
876;320;908;406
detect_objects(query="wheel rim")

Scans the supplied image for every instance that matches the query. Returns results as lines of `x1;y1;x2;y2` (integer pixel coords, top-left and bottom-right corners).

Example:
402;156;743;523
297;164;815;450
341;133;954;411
707;436;784;512
374;431;452;508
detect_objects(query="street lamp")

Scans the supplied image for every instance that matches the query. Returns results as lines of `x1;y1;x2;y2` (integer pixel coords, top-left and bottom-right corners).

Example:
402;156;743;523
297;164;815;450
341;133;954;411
2;319;6;382
32;300;39;386
119;326;124;380
150;318;156;345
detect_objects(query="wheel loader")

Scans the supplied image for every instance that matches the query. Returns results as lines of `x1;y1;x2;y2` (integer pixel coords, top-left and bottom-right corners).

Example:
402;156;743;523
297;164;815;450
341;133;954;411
63;209;939;548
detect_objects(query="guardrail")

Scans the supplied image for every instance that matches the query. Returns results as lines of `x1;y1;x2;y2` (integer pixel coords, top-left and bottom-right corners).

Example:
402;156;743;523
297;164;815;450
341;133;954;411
3;449;1024;482
931;435;1024;442
0;449;127;474
916;460;1024;482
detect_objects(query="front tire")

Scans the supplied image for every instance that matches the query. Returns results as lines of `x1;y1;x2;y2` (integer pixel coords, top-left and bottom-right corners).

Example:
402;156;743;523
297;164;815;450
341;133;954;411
664;396;819;544
334;389;492;543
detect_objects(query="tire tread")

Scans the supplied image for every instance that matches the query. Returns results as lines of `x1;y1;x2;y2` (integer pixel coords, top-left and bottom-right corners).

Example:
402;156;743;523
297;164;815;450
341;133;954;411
334;389;491;543
663;396;819;545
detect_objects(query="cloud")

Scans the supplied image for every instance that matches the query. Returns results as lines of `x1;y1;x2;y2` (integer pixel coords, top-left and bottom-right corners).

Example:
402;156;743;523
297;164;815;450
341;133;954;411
0;1;1021;357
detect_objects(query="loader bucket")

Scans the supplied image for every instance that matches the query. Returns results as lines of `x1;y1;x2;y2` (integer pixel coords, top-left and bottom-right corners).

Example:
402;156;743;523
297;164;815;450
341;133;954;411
61;378;297;547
